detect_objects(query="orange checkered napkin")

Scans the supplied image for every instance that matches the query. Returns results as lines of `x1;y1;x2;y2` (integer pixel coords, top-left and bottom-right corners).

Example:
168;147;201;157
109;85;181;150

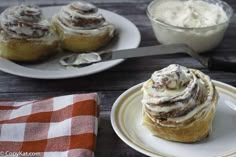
0;93;99;157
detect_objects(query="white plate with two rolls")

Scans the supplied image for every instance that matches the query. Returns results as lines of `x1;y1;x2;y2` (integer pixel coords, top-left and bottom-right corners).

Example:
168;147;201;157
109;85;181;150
0;6;141;79
111;80;236;157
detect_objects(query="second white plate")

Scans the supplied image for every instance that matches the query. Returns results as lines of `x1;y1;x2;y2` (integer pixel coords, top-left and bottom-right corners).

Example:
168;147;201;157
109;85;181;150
0;6;141;79
111;81;236;157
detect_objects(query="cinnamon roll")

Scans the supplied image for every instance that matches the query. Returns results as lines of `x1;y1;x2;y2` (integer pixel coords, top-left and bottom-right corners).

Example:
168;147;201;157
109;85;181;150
142;64;218;142
0;5;59;61
52;1;115;53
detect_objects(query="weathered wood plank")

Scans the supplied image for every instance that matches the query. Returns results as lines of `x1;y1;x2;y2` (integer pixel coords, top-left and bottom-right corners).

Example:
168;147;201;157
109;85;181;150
2;0;150;7
0;68;235;94
96;112;148;157
1;0;236;5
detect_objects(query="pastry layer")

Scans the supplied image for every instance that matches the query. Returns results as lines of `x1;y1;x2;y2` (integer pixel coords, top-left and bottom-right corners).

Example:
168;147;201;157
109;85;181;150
0;5;59;61
142;103;216;142
142;64;218;142
53;1;115;52
0;31;59;61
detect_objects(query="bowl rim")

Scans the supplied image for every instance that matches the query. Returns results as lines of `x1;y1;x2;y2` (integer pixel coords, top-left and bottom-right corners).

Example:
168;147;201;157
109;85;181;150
146;0;234;30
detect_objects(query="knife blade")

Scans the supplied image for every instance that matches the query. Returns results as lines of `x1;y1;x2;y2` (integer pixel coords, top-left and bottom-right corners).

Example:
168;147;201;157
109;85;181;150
100;44;187;60
60;44;236;73
60;44;187;66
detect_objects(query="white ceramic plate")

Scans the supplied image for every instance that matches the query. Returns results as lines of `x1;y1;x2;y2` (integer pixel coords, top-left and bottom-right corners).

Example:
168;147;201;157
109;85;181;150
111;81;236;157
0;6;141;79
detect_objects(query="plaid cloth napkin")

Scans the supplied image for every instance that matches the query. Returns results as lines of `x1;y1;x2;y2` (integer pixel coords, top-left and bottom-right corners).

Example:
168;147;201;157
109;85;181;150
0;93;99;157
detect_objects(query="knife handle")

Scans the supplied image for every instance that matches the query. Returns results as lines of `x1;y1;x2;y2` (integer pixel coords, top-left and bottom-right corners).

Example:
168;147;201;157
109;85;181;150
208;57;236;73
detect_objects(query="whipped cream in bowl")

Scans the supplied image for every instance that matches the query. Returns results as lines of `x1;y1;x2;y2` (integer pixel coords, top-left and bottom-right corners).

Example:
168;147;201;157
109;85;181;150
147;0;233;53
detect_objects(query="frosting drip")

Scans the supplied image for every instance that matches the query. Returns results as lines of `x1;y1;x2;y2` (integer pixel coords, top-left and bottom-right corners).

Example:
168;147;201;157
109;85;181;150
58;1;106;30
142;64;215;127
0;5;49;39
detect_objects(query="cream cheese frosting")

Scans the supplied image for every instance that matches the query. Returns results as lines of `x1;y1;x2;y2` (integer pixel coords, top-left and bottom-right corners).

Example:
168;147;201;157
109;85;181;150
55;1;114;34
0;5;49;39
58;1;105;30
153;0;228;28
142;64;216;127
60;52;102;66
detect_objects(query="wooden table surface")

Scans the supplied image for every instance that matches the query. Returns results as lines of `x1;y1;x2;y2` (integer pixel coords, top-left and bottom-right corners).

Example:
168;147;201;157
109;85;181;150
0;0;236;156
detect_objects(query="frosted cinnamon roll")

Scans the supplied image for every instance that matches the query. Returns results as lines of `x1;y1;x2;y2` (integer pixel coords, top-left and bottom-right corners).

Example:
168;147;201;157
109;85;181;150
142;64;218;142
0;5;59;61
52;1;115;53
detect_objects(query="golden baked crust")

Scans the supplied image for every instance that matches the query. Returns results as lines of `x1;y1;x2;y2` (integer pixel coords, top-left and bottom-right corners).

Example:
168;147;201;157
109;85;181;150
142;66;219;142
0;31;59;62
53;17;115;53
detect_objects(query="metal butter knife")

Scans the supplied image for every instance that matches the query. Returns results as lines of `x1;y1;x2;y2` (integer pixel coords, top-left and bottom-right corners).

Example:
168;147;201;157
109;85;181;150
60;44;236;73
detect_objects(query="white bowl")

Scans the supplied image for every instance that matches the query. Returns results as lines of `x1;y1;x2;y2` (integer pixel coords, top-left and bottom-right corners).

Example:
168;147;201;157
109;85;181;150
147;0;234;53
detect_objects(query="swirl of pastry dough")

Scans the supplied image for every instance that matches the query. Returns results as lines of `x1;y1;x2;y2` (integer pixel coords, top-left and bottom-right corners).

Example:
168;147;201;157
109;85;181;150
0;5;49;39
57;1;106;30
142;64;216;127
